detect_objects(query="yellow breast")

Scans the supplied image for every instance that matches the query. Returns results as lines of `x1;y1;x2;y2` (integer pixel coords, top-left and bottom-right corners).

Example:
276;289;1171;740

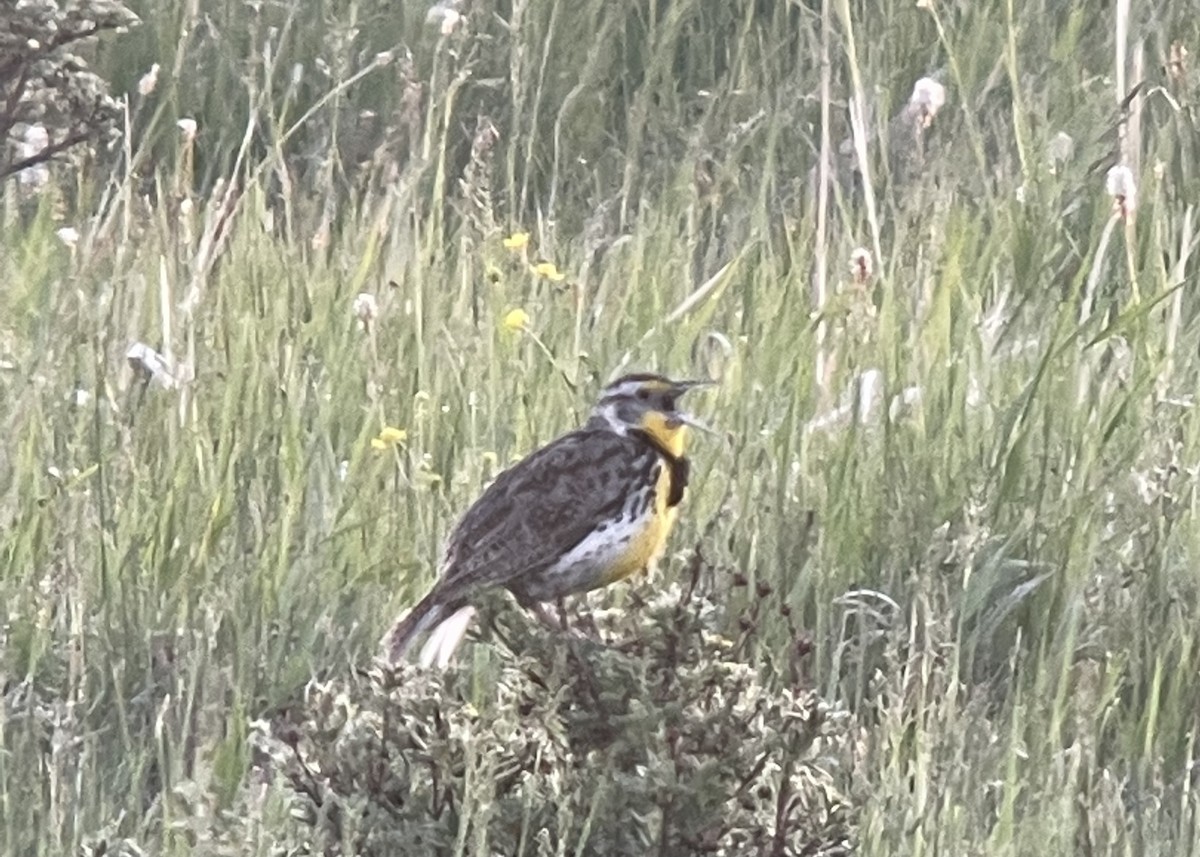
600;463;679;586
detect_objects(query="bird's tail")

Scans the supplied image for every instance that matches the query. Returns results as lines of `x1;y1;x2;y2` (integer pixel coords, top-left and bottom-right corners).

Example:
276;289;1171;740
381;592;445;665
381;591;477;669
418;604;477;669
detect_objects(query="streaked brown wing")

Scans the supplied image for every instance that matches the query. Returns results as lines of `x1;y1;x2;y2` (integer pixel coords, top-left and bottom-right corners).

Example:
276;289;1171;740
436;428;656;598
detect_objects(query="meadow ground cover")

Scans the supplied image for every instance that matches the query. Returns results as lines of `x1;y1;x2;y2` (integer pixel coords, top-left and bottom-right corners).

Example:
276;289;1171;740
2;0;1200;854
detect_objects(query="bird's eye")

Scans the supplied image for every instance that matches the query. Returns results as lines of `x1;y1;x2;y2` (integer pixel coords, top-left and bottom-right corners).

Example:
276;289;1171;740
636;389;650;400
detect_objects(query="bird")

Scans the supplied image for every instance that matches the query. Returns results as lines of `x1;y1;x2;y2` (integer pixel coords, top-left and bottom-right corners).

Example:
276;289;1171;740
381;372;713;669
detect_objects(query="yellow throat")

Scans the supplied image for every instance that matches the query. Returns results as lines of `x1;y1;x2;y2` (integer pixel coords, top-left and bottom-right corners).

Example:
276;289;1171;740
638;411;688;458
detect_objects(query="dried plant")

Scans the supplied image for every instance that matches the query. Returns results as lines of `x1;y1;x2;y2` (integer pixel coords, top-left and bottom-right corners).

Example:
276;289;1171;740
0;0;138;184
457;114;500;237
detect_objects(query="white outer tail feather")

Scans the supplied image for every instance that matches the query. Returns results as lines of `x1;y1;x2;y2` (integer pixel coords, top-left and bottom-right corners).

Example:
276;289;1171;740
418;605;477;669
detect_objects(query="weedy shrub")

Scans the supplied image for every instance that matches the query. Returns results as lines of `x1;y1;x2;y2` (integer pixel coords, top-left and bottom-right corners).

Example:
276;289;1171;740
251;575;857;856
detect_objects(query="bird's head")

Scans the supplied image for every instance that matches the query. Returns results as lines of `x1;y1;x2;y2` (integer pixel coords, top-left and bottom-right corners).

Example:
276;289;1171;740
591;373;714;457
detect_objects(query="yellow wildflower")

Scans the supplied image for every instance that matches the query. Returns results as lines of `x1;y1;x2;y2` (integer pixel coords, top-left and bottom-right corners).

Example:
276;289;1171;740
371;425;408;450
502;231;530;251
531;261;566;282
501;308;530;331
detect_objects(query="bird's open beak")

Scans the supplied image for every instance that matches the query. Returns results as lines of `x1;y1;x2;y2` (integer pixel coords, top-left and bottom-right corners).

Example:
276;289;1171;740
676;412;716;434
672;379;718;393
668;379;717;434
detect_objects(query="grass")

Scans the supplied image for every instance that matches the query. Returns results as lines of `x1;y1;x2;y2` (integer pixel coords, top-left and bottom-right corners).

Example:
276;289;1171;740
3;0;1200;853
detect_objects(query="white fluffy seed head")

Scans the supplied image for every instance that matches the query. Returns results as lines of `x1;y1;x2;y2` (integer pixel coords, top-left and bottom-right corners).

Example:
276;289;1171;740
353;293;378;330
849;247;873;283
1047;132;1075;172
909;77;946;121
1105;165;1137;217
138;63;160;96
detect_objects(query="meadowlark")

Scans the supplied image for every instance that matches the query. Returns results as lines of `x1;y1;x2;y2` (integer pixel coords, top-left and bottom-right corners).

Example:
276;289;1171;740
382;373;713;668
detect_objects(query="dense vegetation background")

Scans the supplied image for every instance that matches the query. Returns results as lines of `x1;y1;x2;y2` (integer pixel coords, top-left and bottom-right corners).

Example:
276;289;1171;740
3;0;1200;853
